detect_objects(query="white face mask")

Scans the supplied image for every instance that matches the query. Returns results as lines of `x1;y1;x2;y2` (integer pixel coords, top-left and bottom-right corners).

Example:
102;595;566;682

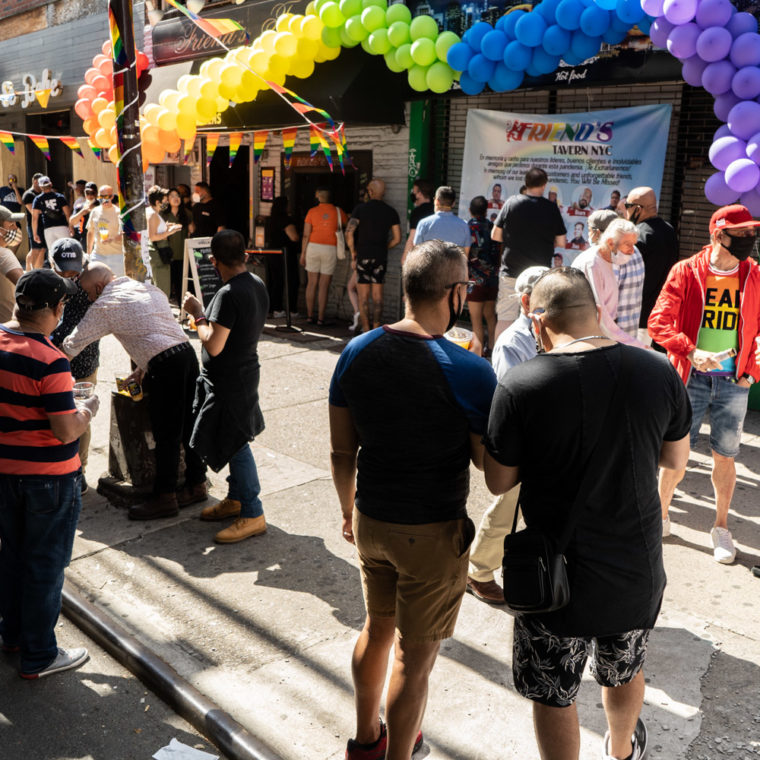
611;249;628;266
191;192;201;204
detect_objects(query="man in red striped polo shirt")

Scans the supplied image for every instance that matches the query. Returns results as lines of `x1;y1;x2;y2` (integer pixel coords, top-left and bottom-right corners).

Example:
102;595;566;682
0;269;100;679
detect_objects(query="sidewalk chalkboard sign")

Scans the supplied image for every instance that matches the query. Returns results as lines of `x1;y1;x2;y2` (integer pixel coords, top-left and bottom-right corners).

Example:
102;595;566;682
180;237;221;323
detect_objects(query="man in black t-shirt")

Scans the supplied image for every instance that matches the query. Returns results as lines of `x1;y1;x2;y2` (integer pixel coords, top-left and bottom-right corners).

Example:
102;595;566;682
0;173;23;214
491;167;567;340
183;230;269;545
400;178;433;265
345;178;401;333
22;173;44;269
484;268;691;760
191;181;226;238
31;177;70;268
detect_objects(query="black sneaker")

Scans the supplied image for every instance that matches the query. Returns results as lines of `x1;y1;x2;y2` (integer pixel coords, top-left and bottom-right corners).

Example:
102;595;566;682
80;476;89;495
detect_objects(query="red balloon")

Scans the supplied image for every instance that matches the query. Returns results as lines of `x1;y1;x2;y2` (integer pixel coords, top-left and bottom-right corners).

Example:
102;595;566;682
84;68;99;85
91;75;110;94
74;98;94;120
93;53;108;68
98;59;113;78
77;84;97;101
102;40;112;57
136;51;150;76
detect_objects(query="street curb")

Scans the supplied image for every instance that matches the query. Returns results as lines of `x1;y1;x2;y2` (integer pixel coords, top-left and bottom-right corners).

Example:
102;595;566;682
62;580;283;760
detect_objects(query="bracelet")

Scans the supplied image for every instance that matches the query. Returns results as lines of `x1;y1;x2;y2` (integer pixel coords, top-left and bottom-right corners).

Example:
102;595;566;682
194;315;208;324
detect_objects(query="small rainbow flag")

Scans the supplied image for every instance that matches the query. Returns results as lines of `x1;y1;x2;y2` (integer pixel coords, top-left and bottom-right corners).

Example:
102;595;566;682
309;125;320;158
205;133;220;165
0;131;14;154
29;134;51;162
281;127;298;170
316;127;333;173
108;6;127;66
228;132;242;168
164;0;249;42
253;130;268;164
88;138;102;160
60;136;83;158
328;130;345;175
34;89;51;109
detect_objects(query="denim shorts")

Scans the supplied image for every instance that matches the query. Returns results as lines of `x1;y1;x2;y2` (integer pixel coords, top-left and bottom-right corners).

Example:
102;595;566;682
687;372;749;458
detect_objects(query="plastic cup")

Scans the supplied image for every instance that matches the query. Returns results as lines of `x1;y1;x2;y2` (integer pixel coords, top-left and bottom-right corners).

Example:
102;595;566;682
445;327;472;350
73;381;95;399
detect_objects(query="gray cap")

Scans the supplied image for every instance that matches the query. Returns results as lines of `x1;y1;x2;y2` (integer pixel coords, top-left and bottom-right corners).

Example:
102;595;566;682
515;266;549;295
0;204;25;223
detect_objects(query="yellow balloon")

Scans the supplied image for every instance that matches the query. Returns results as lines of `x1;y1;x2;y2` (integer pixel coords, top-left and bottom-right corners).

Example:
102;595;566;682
158;89;176;106
217;81;237;100
259;30;277;51
238;69;259;96
199;77;218;101
176;74;193;93
98;108;116;130
267;53;289;78
274;31;298;57
297;37;319;60
275;13;293;31
234;82;259;103
108;144;120;164
249;50;270;74
229;47;250;64
195;97;216;123
185;77;203;99
301;15;324;41
182;135;196;152
157;109;177;132
321;42;341;61
220;62;243;89
91;97;108;115
143;103;162;125
176;113;196;139
288;14;305;34
200;58;224;81
94;127;110;148
177;94;198;116
163;91;182;112
291;58;315;79
216;96;229;112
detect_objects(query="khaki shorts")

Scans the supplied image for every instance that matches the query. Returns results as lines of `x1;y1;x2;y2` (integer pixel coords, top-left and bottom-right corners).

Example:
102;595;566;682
305;242;337;275
496;274;520;322
353;510;474;642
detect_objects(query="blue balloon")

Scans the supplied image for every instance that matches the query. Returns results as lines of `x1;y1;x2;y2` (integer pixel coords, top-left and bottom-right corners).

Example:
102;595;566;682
580;6;611;36
570;30;602;60
594;0;618;9
464;21;493;52
616;0;644;24
608;13;632;31
503;40;533;71
637;16;652;34
532;47;561;73
536;0;563;21
459;71;485;95
562;50;586;65
543;24;572;55
481;29;508;61
495;14;509;32
556;0;584;30
467;53;496;82
503;10;526;39
602;26;628;43
515;12;547;47
447;42;474;71
488;62;524;91
525;63;544;77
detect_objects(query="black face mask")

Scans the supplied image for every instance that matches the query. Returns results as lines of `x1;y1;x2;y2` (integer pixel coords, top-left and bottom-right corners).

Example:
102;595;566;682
410;192;417;205
446;288;464;332
725;233;756;261
629;209;641;224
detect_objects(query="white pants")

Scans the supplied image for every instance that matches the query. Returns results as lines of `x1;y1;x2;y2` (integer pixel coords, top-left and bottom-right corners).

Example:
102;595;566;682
43;226;69;251
468;485;520;582
90;250;125;277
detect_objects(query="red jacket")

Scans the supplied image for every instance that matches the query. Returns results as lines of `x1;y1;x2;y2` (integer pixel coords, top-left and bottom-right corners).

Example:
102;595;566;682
648;246;760;386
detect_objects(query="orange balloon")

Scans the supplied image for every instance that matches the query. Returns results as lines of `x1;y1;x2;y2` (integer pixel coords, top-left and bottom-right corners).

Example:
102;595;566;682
101;40;112;57
94;128;111;149
83;117;97;135
108;145;120;164
143;141;165;165
109;126;118;144
91;97;109;115
142;124;160;144
158;129;181;154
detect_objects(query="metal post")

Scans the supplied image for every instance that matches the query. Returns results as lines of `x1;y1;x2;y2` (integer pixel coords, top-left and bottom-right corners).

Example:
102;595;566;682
109;0;147;280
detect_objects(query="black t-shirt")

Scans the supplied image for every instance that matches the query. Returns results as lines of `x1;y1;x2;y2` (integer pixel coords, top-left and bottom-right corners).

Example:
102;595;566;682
0;185;23;213
269;215;300;256
494;194;566;277
22;188;38;229
636;216;679;327
351;199;400;261
32;191;68;229
485;344;691;637
409;201;434;231
192;198;226;238
202;271;268;380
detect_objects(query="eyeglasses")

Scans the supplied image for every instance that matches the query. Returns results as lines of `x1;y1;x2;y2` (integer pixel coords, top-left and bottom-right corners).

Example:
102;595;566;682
98;196;112;201
446;281;475;294
624;202;642;210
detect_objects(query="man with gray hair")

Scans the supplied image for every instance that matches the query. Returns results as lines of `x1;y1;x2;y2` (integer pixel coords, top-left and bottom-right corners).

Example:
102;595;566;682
413;186;471;255
573;216;649;350
330;239;495;759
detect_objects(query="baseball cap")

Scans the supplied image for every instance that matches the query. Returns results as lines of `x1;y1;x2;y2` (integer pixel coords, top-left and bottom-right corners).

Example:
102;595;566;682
0;204;25;223
75;179;86;186
50;237;84;273
84;181;97;193
515;266;550;295
709;204;760;235
38;175;52;187
15;269;78;311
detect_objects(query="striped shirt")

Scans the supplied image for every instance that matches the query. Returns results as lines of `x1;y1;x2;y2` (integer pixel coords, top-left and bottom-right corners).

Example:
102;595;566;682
613;247;646;338
0;325;80;475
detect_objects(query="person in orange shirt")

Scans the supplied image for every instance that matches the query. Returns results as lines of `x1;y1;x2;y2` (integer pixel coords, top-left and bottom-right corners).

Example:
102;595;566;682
301;188;348;326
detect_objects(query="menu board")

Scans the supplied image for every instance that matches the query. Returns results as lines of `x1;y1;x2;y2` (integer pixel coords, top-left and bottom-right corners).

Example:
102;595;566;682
185;237;221;306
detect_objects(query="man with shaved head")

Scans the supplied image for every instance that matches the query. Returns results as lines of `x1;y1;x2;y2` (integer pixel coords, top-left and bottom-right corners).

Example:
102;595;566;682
345;178;402;334
484;267;691;760
624;187;678;344
86;184;124;276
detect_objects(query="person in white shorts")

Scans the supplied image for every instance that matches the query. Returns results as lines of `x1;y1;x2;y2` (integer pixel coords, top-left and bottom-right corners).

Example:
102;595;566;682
87;185;124;277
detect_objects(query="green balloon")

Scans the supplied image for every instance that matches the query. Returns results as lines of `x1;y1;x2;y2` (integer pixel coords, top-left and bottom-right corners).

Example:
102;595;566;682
314;0;331;10
395;42;413;69
410;37;436;66
385;3;411;25
345;14;369;41
408;64;429;91
361;5;386;32
362;0;387;8
368;28;392;54
339;26;360;47
339;0;362;17
384;48;405;72
434;30;460;62
361;37;373;54
409;15;438;41
387;20;410;47
321;25;342;47
426;61;454;93
319;2;345;28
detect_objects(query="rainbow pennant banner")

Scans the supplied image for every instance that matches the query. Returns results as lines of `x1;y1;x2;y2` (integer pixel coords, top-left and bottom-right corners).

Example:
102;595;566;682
309;125;320;158
60;136;83;158
29;135;51;162
253;130;268;163
0;131;14;154
281;127;298;170
164;0;249;42
315;126;333;172
88;139;102;160
228;132;242;168
205;133;220;165
183;138;195;165
328;130;345;175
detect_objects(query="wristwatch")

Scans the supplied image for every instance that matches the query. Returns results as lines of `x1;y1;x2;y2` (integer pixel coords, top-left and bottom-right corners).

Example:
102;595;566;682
741;373;755;385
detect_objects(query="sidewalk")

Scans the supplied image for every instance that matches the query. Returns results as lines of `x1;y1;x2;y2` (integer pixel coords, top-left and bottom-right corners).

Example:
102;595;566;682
64;326;760;760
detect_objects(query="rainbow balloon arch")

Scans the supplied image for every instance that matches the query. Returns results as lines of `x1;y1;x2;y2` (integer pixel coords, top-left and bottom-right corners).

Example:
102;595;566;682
78;0;760;211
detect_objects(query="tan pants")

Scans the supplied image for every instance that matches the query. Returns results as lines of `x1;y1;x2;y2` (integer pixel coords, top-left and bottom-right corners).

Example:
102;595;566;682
76;370;97;473
467;485;520;582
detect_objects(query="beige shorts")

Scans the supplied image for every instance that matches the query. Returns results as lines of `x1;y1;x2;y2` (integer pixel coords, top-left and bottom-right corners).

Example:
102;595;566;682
305;242;337;275
496;274;520;322
354;510;474;642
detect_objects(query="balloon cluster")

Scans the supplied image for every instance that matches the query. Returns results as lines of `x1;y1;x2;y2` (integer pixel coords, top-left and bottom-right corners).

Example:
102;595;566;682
76;43;151;164
444;0;650;95
316;0;459;93
646;0;760;211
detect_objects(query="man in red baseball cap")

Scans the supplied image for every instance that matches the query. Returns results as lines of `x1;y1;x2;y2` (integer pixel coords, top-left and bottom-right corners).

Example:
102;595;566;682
649;204;760;564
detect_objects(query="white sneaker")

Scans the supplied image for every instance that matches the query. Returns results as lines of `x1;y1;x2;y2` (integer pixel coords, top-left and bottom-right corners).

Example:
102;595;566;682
602;718;647;759
21;647;89;679
710;526;736;564
348;311;360;331
662;516;671;538
272;310;286;318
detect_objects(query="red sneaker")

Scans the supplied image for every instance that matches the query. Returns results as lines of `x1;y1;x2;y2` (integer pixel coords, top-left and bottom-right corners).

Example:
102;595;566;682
345;721;424;759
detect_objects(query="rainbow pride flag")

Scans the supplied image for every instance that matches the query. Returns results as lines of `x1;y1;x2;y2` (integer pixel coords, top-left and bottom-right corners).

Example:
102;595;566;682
88;139;102;160
205;133;220;165
315;127;333;172
108;6;127;66
29;135;51;162
0;131;14;154
281;127;298;170
228;132;242;168
164;0;249;42
253;130;268;164
60;136;83;158
309;125;319;158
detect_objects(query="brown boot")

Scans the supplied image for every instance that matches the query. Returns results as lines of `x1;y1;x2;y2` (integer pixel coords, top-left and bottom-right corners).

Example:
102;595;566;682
214;515;266;544
128;493;180;521
176;482;209;508
200;498;241;522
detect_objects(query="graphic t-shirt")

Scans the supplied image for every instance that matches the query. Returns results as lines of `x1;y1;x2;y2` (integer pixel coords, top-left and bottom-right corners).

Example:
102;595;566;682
0;184;23;213
32;191;68;229
696;264;740;376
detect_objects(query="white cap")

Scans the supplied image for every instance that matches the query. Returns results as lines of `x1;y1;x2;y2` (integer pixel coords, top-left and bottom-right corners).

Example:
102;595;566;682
515;266;549;295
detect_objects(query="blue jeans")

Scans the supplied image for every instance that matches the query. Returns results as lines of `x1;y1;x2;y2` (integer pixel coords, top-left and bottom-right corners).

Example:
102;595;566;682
687;373;749;458
0;473;82;673
227;445;263;518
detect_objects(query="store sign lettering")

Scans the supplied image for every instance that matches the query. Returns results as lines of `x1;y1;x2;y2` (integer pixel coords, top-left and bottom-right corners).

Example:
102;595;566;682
0;69;62;109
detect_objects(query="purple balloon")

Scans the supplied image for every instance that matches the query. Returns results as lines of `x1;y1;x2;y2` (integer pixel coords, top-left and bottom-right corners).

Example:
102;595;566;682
696;26;733;63
728;101;760;140
709;135;748;171
726;12;758;39
705;172;740;205
730;33;760;69
702;61;737;95
695;0;733;29
682;54;708;85
725;158;760;193
732;66;760;99
739;188;760;216
649;17;675;48
714;92;741;122
641;0;664;16
714;124;733;141
747;131;760;165
668;23;701;59
663;0;697;25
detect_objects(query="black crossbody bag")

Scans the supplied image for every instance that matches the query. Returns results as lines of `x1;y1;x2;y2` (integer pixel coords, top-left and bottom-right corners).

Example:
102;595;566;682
501;349;632;615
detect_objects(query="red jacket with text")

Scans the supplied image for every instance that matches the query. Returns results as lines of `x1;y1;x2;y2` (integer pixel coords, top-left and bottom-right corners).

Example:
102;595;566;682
648;246;760;386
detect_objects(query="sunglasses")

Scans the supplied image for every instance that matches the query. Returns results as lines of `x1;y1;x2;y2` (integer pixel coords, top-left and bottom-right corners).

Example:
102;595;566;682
98;196;113;202
446;280;475;294
624;202;642;210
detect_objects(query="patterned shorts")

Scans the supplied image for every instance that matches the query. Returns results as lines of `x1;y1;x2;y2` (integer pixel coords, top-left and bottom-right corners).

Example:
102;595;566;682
512;615;650;708
356;258;387;284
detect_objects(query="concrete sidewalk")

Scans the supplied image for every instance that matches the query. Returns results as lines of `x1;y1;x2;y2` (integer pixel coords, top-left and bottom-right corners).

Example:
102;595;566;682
62;326;760;759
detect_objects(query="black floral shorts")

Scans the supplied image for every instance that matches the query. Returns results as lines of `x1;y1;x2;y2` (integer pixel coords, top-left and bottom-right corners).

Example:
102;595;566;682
356;258;386;284
512;615;651;708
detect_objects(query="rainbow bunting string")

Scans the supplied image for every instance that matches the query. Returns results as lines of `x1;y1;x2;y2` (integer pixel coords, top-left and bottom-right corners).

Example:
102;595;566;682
253;130;268;164
164;0;249;42
281;127;298;170
0;131;14;154
60;136;83;158
206;132;220;165
29;135;51;162
309;125;320;157
228;132;242;168
88;139;102;160
315;126;333;172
